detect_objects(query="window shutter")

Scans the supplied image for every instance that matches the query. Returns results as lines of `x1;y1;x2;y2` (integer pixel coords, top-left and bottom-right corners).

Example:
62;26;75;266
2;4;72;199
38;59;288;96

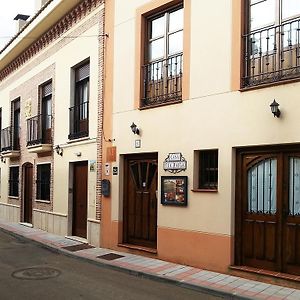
76;63;90;82
42;82;52;97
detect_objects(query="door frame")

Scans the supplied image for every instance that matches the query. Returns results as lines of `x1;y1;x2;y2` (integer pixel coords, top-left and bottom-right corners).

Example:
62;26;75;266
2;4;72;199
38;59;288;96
235;144;300;271
123;152;158;248
22;162;33;224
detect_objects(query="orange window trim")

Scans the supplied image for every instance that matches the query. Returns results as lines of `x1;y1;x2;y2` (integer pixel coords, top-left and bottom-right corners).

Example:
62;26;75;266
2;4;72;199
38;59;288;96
134;0;191;109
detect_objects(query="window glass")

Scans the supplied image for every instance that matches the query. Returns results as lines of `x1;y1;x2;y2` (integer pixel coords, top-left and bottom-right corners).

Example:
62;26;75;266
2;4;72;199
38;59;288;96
168;31;183;55
149;38;164;60
282;0;300;20
150;16;165;39
250;0;275;30
169;8;183;32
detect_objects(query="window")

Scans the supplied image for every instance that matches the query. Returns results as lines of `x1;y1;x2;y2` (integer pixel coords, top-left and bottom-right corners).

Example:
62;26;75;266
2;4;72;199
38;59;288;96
9;166;19;197
242;0;300;87
12;98;20;150
36;164;50;201
27;81;52;146
195;150;218;190
141;4;183;108
69;62;89;139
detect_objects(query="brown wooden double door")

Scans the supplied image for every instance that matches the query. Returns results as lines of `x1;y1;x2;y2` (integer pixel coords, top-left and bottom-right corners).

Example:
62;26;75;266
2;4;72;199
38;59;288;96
236;147;300;275
123;154;158;249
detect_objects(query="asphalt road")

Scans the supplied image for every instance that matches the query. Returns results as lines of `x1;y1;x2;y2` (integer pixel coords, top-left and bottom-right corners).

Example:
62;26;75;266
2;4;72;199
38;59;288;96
0;230;226;300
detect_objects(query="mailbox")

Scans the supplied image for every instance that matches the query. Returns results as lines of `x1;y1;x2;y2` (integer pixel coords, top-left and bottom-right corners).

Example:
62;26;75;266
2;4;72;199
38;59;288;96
102;179;111;197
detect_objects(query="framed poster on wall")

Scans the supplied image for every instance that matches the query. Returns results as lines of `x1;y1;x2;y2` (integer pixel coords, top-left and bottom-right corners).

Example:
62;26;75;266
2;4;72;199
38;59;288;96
161;176;188;206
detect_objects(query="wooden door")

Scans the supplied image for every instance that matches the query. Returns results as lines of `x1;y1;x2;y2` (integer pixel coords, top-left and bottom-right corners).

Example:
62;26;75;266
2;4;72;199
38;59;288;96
124;154;158;248
282;153;300;275
72;162;88;238
24;164;33;224
236;147;300;275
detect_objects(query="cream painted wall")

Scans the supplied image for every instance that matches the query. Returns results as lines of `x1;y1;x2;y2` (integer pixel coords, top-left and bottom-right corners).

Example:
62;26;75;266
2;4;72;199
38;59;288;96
53;141;97;216
110;0;300;237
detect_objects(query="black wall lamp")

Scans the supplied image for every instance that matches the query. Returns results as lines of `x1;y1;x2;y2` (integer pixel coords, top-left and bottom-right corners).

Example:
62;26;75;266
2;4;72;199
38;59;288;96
270;99;281;118
55;145;63;156
130;122;140;135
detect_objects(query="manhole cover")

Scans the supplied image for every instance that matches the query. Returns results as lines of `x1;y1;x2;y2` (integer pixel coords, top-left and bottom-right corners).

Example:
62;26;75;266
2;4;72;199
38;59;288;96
12;267;61;280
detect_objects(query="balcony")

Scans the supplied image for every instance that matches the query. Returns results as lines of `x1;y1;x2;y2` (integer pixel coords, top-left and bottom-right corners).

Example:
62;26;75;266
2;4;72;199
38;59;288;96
68;101;89;140
27;114;52;153
1;126;20;158
242;17;300;88
141;53;183;108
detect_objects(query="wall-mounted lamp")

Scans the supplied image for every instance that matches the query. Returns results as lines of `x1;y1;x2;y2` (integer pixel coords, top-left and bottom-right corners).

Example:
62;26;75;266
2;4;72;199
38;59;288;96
270;99;281;118
55;145;63;156
0;155;6;163
130;122;140;135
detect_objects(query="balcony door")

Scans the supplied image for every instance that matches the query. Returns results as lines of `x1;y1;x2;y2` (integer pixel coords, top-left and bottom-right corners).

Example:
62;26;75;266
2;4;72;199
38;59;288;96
12;99;20;150
236;146;300;275
41;82;52;144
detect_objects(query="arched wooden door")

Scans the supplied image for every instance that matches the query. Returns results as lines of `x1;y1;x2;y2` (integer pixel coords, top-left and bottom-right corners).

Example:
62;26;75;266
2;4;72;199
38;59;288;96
123;154;158;249
23;163;33;224
236;147;300;275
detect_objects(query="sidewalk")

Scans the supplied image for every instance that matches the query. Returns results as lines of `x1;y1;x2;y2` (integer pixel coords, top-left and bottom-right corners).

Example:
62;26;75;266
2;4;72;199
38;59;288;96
1;219;300;300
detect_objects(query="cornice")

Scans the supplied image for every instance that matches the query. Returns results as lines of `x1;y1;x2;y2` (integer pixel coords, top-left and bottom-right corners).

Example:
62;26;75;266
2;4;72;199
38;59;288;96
0;0;103;82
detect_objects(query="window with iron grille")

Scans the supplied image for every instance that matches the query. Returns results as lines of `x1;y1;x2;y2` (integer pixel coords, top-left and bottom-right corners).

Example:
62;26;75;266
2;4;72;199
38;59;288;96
36;164;50;201
9;166;19;197
141;4;183;108
69;61;89;140
242;0;300;88
197;150;218;190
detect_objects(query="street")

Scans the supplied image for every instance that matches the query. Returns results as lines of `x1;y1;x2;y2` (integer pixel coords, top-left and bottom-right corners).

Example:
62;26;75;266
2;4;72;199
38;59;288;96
0;230;226;300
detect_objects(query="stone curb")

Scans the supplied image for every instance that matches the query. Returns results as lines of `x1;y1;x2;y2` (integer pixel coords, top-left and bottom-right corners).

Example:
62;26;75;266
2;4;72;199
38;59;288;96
0;225;253;300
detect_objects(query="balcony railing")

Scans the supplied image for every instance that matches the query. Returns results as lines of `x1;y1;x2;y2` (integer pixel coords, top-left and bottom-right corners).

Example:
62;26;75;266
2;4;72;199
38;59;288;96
68;101;89;140
141;53;183;108
243;17;300;88
1;126;20;152
27;114;52;146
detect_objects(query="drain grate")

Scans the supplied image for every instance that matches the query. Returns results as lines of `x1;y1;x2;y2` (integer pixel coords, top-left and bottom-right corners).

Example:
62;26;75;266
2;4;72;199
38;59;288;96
62;243;95;252
97;253;124;261
12;267;61;280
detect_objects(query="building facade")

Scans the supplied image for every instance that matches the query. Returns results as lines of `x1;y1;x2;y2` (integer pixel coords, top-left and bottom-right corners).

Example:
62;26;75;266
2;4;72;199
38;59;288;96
0;0;105;246
100;0;300;277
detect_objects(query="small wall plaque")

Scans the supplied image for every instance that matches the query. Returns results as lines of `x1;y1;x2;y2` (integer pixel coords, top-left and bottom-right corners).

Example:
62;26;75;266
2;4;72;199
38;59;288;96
113;166;118;175
107;146;116;162
163;152;187;174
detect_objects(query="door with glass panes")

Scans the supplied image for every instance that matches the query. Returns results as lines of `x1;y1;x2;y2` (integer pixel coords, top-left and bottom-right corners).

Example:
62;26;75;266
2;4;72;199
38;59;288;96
236;148;300;275
123;154;158;249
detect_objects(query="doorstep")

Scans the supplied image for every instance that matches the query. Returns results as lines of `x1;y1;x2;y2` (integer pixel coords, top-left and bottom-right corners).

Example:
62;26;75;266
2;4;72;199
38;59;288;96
65;235;88;244
118;243;157;254
19;222;33;228
230;265;300;289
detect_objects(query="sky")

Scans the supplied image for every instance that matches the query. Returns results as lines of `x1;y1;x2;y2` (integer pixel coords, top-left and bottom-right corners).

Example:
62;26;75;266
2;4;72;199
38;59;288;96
0;0;36;49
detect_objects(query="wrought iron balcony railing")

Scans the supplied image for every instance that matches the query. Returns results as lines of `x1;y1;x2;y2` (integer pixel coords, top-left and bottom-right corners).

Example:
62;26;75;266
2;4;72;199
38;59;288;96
243;17;300;88
68;101;89;140
141;53;183;108
27;114;52;146
1;126;20;152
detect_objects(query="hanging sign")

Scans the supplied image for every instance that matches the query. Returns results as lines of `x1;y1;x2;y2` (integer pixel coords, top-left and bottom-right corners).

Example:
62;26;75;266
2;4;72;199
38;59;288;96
163;153;187;174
